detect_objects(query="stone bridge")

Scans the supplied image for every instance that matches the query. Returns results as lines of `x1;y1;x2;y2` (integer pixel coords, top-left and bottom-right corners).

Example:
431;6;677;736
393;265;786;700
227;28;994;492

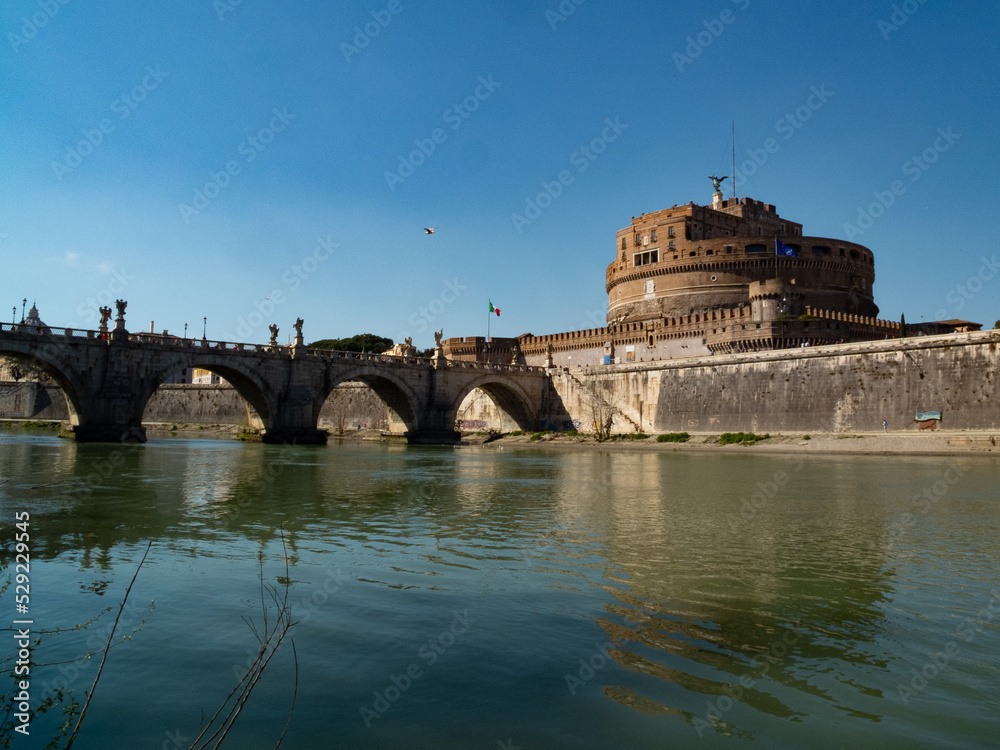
0;316;550;445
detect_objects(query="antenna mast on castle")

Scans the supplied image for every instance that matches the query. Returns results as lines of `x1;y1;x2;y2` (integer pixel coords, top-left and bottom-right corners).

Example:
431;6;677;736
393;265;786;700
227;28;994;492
731;121;736;200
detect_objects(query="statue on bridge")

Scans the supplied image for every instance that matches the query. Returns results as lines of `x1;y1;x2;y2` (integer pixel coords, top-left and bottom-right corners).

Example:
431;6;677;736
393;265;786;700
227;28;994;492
98;306;112;335
432;329;446;367
294;318;304;337
269;324;279;347
113;299;128;336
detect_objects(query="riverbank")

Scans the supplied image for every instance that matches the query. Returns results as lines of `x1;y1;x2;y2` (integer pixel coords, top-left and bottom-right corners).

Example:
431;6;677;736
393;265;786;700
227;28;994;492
469;430;999;456
3;419;996;455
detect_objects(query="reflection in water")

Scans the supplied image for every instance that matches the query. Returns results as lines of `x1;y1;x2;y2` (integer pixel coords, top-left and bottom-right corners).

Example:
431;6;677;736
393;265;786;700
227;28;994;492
0;435;997;749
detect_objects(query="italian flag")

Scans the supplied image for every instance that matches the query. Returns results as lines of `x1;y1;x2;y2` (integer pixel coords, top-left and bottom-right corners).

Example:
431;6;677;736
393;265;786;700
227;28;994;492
489;300;501;317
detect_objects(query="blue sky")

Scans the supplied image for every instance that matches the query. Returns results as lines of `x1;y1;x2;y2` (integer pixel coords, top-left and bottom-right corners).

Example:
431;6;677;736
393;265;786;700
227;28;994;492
2;0;998;347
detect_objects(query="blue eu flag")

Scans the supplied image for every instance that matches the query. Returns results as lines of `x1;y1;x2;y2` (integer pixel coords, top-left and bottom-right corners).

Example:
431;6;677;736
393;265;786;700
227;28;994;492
776;239;797;256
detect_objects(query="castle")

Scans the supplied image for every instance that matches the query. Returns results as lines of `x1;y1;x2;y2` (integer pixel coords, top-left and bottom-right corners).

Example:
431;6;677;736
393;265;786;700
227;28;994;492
444;185;912;367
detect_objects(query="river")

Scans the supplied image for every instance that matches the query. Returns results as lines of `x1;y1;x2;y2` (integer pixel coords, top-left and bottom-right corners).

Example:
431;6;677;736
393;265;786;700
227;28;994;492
1;433;998;749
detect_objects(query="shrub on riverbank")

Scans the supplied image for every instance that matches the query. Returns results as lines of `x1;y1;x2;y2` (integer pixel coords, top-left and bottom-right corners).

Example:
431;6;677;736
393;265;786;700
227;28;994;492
719;432;770;446
656;432;690;443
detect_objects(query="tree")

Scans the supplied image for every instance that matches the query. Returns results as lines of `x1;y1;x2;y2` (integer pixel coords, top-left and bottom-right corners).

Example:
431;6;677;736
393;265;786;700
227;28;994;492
994;320;999;330
308;334;393;353
2;354;44;383
582;374;624;441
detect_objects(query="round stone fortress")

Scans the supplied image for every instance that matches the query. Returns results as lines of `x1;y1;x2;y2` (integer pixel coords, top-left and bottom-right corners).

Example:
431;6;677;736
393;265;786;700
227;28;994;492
445;188;907;368
606;195;878;324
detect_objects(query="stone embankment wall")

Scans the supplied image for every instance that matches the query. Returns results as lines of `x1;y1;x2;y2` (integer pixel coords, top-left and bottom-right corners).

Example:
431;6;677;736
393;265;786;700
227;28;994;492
546;331;1000;433
0;381;68;419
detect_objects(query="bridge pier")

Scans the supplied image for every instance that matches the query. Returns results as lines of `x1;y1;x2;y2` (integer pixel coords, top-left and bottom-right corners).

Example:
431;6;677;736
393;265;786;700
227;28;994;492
261;427;328;446
405;430;462;445
73;424;147;444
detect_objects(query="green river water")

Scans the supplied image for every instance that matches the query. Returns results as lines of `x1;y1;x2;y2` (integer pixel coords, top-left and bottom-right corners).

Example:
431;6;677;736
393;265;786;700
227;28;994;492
1;434;997;749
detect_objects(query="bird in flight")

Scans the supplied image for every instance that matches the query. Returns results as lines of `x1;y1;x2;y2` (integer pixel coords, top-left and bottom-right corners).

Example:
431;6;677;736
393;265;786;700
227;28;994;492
424;227;435;234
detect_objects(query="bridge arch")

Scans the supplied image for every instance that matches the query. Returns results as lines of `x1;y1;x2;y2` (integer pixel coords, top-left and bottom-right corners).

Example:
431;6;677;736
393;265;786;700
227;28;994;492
0;337;88;426
450;374;539;433
138;355;276;431
321;366;421;434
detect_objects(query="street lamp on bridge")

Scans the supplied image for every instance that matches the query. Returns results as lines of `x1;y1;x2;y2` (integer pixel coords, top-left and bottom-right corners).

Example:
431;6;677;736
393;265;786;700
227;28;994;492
21;298;26;323
202;317;207;341
184;322;188;339
12;307;15;326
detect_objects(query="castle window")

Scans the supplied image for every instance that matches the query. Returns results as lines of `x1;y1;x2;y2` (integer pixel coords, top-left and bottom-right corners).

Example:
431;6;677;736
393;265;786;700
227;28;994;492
745;244;767;254
633;250;658;267
651;230;657;242
621;237;627;250
850;249;860;259
706;249;714;255
668;226;675;238
635;234;641;245
726;245;733;254
811;246;830;255
668;240;675;249
621;251;625;261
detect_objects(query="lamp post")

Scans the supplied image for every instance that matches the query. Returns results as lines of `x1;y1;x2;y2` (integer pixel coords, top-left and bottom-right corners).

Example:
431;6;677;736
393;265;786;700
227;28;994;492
184;322;188;340
12;307;15;326
21;298;26;323
202;317;207;340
